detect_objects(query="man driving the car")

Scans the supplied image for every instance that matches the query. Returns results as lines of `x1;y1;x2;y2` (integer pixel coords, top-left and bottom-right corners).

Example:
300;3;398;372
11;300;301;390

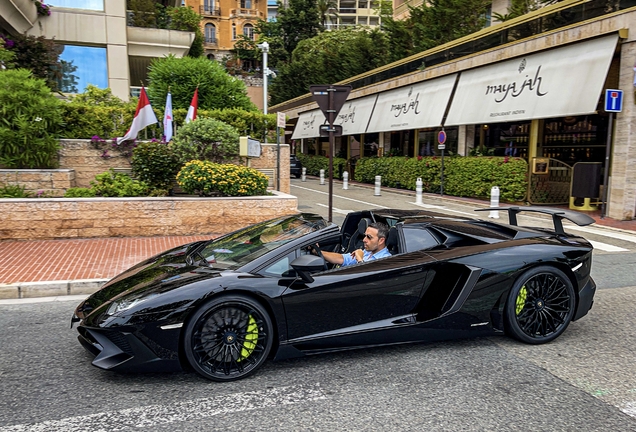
320;222;391;266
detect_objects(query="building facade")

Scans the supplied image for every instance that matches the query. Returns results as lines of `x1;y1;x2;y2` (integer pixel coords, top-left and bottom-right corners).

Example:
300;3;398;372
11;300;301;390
277;0;636;221
0;0;194;101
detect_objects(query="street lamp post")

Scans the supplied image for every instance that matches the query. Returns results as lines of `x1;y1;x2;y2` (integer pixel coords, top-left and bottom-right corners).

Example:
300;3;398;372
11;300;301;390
257;41;269;115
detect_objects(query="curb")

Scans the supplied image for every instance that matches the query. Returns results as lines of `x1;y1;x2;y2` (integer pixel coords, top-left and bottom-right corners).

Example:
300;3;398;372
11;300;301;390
0;279;108;300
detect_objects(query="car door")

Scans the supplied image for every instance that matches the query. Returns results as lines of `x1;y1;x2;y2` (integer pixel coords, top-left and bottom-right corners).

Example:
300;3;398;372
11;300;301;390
281;252;435;350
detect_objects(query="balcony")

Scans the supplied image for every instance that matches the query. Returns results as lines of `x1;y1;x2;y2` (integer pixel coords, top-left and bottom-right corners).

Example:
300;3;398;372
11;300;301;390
200;5;221;16
230;8;265;18
204;36;218;47
0;0;38;34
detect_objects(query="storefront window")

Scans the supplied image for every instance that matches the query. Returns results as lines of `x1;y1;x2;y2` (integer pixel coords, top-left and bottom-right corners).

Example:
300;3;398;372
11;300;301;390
418;128;458;156
475;121;530;158
350;135;361;159
57;45;108;93
541;115;608;164
363;133;379;157
47;0;104;10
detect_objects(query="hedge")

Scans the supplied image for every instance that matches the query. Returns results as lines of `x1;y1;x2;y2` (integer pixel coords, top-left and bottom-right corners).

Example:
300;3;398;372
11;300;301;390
300;155;528;202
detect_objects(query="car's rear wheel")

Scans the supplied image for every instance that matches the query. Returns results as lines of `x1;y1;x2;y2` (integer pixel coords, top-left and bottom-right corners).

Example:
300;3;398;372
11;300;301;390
505;266;575;344
184;295;273;381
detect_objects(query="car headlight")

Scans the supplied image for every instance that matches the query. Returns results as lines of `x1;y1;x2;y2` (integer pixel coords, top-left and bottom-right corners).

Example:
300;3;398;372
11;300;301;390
106;293;158;316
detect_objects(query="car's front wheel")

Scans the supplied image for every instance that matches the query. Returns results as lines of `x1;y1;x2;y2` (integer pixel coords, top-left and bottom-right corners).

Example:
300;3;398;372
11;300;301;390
505;266;575;344
184;295;273;381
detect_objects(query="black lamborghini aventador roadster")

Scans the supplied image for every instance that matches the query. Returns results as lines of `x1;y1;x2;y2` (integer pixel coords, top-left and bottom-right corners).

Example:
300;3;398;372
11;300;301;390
72;207;596;381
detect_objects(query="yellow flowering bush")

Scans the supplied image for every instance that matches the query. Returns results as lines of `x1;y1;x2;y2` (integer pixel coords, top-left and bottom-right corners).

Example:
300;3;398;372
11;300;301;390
176;160;269;196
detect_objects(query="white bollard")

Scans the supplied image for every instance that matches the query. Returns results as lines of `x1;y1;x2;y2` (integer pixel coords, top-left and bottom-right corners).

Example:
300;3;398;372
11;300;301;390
343;171;349;190
489;186;500;218
320;169;325;185
415;177;423;205
374;175;382;196
301;167;306;182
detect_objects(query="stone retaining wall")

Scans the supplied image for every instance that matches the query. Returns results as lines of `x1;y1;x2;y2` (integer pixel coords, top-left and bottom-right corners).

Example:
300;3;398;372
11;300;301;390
0;169;75;197
0;192;298;240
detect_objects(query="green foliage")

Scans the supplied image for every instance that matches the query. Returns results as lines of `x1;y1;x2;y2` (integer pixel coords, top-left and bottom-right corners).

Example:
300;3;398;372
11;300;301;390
167;6;204;57
176;160;269;196
0;184;33;198
317;0;339;27
131;141;181;189
295;154;348;179
354;156;528;202
63;187;96;198
147;55;257;112
276;0;322;58
0;69;63;168
58;86;143;139
90;169;150;197
0;45;16;69
270;27;391;105
171;117;240;164
1;33;62;91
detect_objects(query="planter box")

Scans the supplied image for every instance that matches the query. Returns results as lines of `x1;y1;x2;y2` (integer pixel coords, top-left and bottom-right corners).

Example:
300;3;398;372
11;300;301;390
0;192;298;240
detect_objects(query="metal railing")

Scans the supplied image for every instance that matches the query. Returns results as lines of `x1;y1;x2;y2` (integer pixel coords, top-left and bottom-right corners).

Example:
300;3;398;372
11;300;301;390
200;5;221;16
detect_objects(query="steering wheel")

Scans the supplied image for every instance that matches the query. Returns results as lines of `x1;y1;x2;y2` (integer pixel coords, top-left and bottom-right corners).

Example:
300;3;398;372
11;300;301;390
309;243;329;270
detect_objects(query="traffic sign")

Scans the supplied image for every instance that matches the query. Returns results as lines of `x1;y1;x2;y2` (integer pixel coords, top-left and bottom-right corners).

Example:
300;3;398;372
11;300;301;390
605;89;623;113
438;130;447;145
319;124;343;137
310;85;352;122
277;112;286;128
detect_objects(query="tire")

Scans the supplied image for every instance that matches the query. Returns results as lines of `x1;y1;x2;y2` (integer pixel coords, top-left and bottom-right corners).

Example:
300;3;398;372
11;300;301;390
504;266;575;344
184;295;274;381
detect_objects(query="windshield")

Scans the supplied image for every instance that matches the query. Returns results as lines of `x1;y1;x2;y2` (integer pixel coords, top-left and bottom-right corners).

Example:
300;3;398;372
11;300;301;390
196;214;326;270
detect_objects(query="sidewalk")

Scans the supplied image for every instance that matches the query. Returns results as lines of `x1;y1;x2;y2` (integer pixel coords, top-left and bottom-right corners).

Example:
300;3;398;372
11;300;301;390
1;186;635;299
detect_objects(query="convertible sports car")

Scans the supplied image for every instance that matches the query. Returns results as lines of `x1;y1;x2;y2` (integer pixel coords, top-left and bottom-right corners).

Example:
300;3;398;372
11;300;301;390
72;207;597;382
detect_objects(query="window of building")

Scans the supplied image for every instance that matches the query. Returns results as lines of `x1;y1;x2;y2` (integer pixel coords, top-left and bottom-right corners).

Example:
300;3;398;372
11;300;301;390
232;23;237;40
241;0;252;8
57;45;108;93
243;24;255;40
205;23;217;43
46;0;103;10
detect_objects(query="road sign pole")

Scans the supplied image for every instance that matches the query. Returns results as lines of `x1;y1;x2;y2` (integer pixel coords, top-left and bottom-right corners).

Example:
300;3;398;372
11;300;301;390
601;112;613;219
328;88;334;223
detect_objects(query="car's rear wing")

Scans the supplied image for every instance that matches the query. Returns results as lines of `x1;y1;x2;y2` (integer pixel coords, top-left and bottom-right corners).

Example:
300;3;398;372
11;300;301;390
475;206;595;235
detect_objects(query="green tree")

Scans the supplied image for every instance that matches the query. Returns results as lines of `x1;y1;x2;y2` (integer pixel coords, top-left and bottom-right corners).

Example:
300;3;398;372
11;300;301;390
316;0;339;27
277;0;322;60
270;27;391;105
147;55;257;112
377;0;415;62
0;69;64;168
1;33;63;90
167;5;204;58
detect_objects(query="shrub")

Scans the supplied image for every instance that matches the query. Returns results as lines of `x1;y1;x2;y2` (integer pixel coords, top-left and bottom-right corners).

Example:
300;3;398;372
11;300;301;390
90;169;150;197
0;69;63;168
171;117;240;164
295;154;348;179
131;141;181;190
0;184;33;198
176;160;269;196
64;187;96;198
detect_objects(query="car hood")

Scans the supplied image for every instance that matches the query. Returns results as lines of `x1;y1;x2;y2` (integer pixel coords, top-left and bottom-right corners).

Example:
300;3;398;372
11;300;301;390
75;241;221;319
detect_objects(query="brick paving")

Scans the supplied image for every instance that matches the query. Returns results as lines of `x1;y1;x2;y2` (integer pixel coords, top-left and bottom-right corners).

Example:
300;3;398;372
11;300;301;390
0;235;215;284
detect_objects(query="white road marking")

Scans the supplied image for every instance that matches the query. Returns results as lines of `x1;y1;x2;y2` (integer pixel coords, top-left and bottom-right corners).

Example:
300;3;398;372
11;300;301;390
411;202;476;217
0;383;326;432
565;225;636;244
587;240;629;252
622;400;636;418
292;184;389;208
0;295;88;306
316;203;353;215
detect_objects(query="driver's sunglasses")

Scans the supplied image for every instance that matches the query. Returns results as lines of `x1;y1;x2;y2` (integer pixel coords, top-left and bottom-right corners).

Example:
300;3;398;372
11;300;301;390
364;234;374;239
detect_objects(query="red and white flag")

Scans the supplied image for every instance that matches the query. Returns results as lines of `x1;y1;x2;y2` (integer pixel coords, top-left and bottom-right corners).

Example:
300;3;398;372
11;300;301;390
117;87;158;144
185;88;198;124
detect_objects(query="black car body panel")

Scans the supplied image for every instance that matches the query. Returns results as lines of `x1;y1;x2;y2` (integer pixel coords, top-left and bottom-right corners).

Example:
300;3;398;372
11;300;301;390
73;209;596;378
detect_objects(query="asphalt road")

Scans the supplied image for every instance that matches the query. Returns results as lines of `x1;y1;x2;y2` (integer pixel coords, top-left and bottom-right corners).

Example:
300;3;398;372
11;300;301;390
0;178;635;431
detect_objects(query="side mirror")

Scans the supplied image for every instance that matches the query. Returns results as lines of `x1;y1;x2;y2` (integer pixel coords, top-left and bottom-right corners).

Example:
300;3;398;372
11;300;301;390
290;255;325;283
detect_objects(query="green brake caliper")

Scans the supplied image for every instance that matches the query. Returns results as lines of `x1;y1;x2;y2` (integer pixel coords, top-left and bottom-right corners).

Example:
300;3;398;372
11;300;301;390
516;286;527;315
238;315;258;361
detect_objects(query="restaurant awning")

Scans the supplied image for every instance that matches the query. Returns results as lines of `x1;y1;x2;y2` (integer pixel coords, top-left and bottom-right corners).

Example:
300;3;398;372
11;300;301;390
290;94;378;140
444;34;619;126
366;74;457;133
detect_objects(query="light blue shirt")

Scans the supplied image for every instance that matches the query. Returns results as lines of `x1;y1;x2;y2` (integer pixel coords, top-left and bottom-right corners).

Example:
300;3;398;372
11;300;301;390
341;247;391;267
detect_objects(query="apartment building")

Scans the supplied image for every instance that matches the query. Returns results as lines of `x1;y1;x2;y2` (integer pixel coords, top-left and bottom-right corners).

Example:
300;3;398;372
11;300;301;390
0;0;194;101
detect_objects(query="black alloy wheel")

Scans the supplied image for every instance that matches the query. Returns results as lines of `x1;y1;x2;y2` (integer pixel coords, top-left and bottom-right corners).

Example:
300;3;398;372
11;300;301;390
505;266;576;344
184;295;273;381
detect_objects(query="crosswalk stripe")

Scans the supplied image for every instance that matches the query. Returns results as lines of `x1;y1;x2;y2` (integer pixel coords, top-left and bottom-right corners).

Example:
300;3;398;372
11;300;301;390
0;383;326;432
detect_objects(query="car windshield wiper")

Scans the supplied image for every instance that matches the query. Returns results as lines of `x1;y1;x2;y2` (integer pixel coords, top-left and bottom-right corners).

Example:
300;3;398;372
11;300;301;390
186;249;211;267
